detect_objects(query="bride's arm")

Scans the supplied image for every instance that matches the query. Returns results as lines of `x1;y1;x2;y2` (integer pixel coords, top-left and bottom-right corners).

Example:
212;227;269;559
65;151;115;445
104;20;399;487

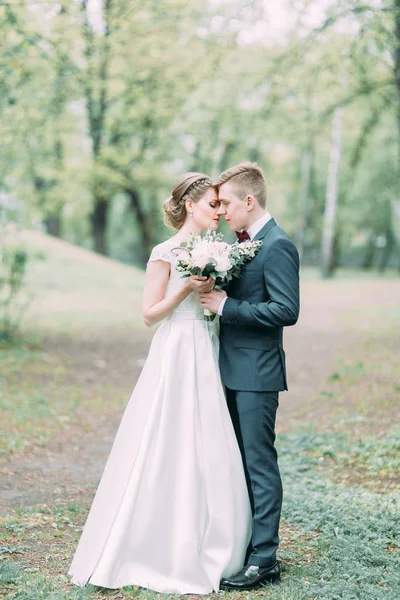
142;260;213;327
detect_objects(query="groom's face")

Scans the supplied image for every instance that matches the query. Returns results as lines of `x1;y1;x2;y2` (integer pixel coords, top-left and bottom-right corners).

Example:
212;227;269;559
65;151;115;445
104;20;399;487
217;182;250;231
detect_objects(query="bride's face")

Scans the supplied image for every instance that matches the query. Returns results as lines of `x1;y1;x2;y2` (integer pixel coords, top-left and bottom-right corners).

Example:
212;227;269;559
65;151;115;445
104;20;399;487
189;188;220;231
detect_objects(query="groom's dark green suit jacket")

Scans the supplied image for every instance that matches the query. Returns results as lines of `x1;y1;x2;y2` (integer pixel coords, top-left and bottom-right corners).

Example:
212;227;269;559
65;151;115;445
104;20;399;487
219;218;300;392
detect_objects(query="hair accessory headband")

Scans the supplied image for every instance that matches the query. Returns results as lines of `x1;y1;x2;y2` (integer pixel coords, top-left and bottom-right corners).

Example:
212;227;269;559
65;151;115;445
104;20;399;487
177;173;212;204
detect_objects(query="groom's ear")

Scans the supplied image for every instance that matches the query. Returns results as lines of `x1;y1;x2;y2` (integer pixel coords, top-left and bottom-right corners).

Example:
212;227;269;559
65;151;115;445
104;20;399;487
246;195;256;211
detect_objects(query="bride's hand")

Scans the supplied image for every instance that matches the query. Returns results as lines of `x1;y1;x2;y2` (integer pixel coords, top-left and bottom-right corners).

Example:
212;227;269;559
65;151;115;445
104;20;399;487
185;276;215;293
199;277;215;293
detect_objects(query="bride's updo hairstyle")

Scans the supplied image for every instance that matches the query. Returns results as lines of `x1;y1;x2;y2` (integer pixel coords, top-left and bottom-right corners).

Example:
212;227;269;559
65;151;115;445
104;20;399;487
163;172;213;229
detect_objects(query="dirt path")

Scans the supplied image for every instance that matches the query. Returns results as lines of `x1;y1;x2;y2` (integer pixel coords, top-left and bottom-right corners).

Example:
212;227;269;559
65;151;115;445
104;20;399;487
1;328;151;515
1;279;398;516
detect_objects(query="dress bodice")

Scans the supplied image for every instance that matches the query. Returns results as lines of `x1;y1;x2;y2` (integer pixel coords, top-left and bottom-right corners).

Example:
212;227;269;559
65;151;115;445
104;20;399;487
148;240;204;319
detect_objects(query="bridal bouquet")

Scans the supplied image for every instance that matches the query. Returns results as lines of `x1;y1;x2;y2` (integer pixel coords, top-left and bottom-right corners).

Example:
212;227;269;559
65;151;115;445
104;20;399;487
174;230;262;320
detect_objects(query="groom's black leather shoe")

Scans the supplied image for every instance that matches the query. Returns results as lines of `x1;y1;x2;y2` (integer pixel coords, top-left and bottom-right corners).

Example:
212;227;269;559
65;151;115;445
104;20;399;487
220;562;280;590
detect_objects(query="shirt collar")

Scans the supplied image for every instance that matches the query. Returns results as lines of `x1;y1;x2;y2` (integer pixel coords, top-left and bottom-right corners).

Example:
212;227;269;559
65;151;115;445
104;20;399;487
247;211;272;240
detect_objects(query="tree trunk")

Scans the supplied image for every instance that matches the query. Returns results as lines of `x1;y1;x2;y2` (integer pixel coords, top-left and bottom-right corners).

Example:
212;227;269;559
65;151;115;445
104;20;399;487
47;4;68;240
90;198;109;256
395;0;400;164
296;147;313;262
82;0;112;255
332;227;341;270
378;235;395;272
219;139;236;174
392;0;400;265
248;146;261;164
125;187;155;266
47;137;64;239
321;105;343;278
45;212;62;237
190;141;202;171
362;232;376;270
378;196;396;272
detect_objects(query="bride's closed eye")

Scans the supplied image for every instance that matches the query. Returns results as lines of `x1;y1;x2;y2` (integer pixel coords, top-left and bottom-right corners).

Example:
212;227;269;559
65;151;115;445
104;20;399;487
210;200;221;208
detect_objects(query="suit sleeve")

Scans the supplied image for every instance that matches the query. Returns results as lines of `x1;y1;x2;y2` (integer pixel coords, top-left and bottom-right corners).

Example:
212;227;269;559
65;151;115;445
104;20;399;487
221;237;300;329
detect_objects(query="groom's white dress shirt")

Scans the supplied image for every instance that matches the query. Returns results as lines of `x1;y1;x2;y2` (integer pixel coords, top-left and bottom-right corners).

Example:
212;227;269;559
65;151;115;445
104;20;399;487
217;211;272;316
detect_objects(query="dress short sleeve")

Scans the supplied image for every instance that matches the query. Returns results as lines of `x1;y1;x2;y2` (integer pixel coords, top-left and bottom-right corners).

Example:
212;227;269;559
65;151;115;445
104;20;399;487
148;243;173;265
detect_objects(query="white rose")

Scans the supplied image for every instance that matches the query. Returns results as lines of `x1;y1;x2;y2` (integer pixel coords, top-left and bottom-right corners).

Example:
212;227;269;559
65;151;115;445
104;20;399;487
215;255;232;272
192;255;209;270
216;241;230;251
191;244;211;270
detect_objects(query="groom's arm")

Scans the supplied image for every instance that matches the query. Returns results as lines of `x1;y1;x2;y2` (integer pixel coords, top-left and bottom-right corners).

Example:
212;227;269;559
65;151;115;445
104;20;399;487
221;237;300;329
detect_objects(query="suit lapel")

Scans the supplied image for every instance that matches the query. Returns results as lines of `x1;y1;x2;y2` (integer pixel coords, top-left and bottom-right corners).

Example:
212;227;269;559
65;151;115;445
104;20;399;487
253;218;277;242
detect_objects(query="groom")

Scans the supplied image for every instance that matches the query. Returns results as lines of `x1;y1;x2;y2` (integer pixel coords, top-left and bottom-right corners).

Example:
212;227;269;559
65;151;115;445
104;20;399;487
200;162;300;590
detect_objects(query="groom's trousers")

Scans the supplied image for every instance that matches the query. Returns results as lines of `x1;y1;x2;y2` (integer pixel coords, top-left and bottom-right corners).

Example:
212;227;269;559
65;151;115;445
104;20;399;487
226;388;282;568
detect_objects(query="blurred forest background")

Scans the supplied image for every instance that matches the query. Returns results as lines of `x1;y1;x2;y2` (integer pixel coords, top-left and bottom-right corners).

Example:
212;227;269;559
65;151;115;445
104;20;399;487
1;4;400;598
1;0;400;275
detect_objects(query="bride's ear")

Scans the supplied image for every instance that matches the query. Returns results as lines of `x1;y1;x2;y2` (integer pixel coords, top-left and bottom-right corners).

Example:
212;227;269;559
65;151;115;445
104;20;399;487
186;199;193;216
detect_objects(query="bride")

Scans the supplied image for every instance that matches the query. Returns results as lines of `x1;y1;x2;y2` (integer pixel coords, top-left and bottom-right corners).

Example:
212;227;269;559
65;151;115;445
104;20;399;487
68;173;252;594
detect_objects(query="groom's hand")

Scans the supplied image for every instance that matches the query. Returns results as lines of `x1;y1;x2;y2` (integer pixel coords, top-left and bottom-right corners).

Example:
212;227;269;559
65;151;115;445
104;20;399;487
199;289;227;314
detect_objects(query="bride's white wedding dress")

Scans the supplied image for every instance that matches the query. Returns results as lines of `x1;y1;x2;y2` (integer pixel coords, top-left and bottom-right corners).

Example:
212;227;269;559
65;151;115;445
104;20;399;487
68;239;252;594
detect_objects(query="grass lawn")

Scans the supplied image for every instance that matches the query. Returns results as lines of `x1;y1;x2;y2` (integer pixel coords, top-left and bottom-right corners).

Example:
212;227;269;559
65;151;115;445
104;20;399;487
1;231;399;599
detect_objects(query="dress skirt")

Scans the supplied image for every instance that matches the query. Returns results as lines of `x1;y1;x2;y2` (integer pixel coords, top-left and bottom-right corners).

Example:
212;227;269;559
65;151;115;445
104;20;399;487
68;313;251;594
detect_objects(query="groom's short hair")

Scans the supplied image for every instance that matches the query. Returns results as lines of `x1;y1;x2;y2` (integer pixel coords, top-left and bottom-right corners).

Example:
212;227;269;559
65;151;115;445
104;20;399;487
216;162;267;208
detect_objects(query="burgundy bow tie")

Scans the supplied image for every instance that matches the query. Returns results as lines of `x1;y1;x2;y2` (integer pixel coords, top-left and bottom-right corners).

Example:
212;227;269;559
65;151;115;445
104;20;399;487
236;230;251;243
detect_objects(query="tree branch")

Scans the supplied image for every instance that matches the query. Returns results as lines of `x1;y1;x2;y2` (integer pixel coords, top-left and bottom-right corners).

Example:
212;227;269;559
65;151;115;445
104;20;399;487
350;95;393;167
319;78;395;122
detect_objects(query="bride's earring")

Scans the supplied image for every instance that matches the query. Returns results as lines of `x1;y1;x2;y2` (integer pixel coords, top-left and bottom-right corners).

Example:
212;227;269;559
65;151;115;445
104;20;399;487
189;212;193;217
